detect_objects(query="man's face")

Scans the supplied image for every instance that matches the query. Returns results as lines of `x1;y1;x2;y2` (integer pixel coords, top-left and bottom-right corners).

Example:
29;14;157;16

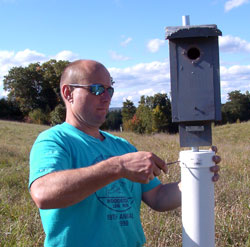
70;67;112;128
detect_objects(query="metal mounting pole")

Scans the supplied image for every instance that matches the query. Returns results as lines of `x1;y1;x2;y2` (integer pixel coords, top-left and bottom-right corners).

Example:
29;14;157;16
182;15;190;26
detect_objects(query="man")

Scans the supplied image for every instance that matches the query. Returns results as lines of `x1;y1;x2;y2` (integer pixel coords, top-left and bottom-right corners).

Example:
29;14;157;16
29;59;220;247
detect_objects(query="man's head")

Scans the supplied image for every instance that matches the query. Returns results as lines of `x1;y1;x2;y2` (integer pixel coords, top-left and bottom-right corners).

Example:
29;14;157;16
60;60;113;130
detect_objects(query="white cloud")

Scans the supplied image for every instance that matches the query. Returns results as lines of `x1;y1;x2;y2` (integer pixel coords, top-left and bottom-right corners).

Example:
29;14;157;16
147;39;165;53
122;96;133;102
219;35;250;53
0;49;79;98
14;49;46;64
138;88;155;96
109;61;169;85
220;64;250;79
109;50;130;61
53;50;78;61
224;0;249;12
121;37;132;47
220;64;250;100
108;60;170;106
221;81;229;87
0;90;8;98
0;50;15;63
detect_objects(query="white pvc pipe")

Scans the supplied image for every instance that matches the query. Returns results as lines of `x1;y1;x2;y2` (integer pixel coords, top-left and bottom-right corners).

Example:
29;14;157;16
180;150;215;247
192;147;199;152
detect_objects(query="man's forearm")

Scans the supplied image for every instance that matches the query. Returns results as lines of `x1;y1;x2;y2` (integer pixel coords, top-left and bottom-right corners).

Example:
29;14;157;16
30;156;122;209
155;182;181;211
142;182;181;212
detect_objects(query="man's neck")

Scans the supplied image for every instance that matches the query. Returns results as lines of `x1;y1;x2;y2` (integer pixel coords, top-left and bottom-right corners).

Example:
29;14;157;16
66;119;104;141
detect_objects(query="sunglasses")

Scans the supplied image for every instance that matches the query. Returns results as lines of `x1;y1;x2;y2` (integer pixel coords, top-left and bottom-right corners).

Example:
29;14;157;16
69;84;114;98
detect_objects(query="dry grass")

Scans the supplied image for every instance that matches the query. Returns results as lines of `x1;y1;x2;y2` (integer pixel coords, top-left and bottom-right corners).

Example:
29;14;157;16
0;120;249;246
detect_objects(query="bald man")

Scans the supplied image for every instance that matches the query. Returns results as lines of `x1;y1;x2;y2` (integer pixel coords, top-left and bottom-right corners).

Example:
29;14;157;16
29;60;220;247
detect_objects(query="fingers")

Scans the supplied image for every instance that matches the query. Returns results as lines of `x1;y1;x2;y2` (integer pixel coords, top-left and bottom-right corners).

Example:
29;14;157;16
151;153;168;174
207;145;221;182
210;164;220;173
212;155;221;164
210;145;218;153
152;165;161;176
121;151;168;184
212;172;220;182
144;153;168;183
210;164;220;182
210;145;221;164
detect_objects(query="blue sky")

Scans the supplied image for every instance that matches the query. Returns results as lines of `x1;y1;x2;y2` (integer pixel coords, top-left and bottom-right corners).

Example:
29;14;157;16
0;0;250;107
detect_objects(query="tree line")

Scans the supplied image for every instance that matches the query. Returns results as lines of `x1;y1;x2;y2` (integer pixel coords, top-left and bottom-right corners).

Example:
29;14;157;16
2;59;69;125
1;60;249;133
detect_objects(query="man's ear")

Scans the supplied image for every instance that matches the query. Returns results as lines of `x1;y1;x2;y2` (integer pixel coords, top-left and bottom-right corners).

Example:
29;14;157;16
62;84;73;103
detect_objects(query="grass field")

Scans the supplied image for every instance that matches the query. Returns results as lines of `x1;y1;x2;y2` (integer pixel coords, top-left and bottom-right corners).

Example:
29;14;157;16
0;120;249;246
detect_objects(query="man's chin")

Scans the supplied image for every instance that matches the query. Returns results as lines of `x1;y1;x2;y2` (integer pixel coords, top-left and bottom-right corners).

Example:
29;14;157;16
95;116;107;128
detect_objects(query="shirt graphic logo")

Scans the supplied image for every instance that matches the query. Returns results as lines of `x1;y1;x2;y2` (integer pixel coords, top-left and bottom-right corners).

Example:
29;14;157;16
93;154;135;212
95;179;134;212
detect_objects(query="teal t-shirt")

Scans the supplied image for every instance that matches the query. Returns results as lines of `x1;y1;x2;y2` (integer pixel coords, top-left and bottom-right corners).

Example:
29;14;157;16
29;122;161;247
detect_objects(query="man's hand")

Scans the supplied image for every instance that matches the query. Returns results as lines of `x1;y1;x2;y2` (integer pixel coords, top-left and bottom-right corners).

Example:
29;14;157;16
119;151;167;184
210;146;221;182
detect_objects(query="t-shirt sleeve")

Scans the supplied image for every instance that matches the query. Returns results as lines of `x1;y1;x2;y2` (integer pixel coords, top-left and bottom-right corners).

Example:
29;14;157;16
29;137;71;189
141;177;161;193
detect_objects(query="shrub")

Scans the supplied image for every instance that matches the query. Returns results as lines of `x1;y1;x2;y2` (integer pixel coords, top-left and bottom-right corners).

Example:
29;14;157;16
50;104;66;126
28;108;49;125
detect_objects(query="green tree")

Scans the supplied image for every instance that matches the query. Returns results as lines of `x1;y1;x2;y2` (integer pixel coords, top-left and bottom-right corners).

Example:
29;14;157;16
3;59;69;117
221;90;250;124
147;93;174;133
28;108;50;125
121;99;136;123
40;59;70;105
101;110;122;130
3;63;43;114
152;104;168;132
0;98;23;120
135;98;153;134
121;94;177;134
50;104;66;126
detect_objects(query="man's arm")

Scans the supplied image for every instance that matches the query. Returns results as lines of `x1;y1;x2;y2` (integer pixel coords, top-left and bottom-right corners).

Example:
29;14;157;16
30;156;121;209
142;182;182;212
30;151;167;209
